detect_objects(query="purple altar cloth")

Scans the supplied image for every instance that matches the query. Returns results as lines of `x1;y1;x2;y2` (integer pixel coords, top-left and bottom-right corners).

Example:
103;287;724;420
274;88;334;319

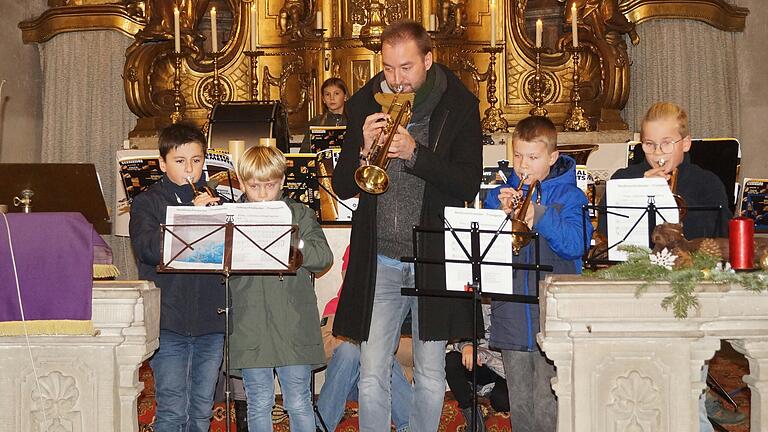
0;213;95;323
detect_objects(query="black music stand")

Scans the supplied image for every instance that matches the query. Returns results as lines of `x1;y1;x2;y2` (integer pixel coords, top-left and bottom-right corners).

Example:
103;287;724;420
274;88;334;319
586;198;727;267
400;215;553;432
158;217;300;432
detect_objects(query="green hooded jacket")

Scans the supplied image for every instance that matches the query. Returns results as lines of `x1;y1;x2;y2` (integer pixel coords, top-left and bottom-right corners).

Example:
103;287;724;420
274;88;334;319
229;196;333;371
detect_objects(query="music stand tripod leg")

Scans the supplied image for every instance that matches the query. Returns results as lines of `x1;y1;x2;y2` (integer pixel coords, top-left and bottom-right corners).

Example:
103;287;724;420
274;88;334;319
470;222;482;432
218;270;232;432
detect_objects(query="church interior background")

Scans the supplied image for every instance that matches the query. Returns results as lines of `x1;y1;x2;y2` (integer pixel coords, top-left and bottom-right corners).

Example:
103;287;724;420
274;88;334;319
1;0;767;431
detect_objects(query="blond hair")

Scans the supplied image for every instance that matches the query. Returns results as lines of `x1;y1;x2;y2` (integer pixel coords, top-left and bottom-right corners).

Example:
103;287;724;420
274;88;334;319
237;145;287;183
513;116;558;153
641;102;690;138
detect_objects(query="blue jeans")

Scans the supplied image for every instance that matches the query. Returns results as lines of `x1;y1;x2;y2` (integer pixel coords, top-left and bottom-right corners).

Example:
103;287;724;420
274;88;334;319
358;255;447;432
316;341;412;431
150;330;224;432
242;364;314;432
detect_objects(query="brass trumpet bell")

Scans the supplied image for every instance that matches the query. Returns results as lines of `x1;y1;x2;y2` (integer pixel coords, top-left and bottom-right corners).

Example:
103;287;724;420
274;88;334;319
354;164;390;194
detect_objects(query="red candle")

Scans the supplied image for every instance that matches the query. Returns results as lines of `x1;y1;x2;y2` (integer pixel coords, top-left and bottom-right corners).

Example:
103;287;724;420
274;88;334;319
729;217;754;270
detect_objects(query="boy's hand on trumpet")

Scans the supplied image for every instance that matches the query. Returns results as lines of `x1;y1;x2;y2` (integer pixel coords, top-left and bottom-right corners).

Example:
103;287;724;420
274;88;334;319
192;192;220;207
498;187;535;226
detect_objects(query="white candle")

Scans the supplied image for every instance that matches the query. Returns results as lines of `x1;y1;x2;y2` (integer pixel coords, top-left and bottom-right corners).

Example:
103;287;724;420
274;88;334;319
535;18;542;48
429;14;437;32
490;0;496;48
250;4;257;49
211;7;218;52
571;3;578;48
173;7;181;53
316;10;323;30
259;137;277;147
228;140;245;168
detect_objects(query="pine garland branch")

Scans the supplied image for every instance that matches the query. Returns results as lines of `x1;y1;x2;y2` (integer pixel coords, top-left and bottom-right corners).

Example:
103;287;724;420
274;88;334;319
589;246;767;319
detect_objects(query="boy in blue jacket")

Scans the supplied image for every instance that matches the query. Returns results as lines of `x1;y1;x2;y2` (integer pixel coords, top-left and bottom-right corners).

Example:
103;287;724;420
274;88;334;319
484;116;591;432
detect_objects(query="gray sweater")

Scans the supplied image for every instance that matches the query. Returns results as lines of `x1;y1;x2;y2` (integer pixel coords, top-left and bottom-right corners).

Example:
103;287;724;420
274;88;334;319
376;67;447;259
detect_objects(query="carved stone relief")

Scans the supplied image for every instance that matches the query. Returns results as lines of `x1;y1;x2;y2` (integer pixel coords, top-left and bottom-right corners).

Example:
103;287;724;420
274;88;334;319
30;371;83;432
606;370;662;432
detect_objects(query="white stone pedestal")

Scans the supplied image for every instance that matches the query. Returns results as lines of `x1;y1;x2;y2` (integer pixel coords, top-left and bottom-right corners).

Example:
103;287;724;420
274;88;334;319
539;276;768;432
0;281;160;432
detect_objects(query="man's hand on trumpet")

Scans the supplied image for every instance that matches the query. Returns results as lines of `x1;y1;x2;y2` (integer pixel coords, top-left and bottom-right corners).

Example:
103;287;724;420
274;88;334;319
386;124;417;161
361;112;389;158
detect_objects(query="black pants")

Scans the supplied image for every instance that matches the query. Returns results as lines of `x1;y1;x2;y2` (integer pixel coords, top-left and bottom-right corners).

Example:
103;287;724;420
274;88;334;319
445;351;510;412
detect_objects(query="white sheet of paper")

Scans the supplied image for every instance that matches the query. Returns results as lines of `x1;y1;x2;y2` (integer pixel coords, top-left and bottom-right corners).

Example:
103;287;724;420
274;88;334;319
162;202;294;270
227;202;294;270
606;177;680;261
444;207;514;294
163;206;228;269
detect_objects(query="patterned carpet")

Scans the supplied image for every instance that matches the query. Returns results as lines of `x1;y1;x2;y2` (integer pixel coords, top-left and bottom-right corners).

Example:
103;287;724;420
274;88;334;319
137;341;750;431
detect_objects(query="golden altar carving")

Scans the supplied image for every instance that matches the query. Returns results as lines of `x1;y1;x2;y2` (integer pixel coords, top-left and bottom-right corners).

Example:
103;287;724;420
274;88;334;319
18;0;749;137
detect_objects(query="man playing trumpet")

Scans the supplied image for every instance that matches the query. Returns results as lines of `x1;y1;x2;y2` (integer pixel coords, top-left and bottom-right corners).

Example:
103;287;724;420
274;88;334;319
331;19;483;432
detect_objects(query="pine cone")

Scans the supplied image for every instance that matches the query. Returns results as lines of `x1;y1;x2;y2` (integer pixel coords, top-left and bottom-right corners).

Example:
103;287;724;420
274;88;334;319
673;248;693;269
697;238;723;259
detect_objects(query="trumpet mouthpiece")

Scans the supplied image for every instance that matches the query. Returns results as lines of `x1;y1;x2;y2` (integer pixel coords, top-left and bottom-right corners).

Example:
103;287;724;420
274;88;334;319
658;158;666;167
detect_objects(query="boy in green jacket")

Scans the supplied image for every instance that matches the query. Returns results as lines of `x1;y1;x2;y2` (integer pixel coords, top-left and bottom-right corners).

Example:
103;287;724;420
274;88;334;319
229;145;333;432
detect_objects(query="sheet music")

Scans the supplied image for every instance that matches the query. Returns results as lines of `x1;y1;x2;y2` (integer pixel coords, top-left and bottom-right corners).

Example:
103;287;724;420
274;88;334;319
444;207;513;294
606;177;680;261
228;202;293;270
163;206;229;269
162;202;294;270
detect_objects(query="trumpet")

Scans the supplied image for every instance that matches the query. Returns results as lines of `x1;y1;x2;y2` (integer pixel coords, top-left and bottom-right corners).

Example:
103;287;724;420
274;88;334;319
354;92;413;194
186;176;220;206
658;158;686;220
509;174;541;255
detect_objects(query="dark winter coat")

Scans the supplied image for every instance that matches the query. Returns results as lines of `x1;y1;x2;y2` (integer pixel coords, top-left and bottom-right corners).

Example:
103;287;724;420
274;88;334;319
129;176;225;336
331;63;484;342
607;154;731;239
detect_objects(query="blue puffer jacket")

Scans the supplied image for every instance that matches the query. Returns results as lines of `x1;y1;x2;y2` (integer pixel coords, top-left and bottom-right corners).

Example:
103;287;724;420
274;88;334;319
483;155;591;351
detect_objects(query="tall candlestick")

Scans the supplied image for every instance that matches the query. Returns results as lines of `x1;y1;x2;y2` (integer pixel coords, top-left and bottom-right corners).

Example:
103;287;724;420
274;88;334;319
535;18;542;48
211;7;218;52
316;10;323;29
250;4;257;49
571;3;578;48
490;0;497;48
173;7;181;53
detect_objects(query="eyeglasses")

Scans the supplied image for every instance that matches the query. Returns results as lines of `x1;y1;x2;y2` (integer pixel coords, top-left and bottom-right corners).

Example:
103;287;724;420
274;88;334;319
641;136;685;154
